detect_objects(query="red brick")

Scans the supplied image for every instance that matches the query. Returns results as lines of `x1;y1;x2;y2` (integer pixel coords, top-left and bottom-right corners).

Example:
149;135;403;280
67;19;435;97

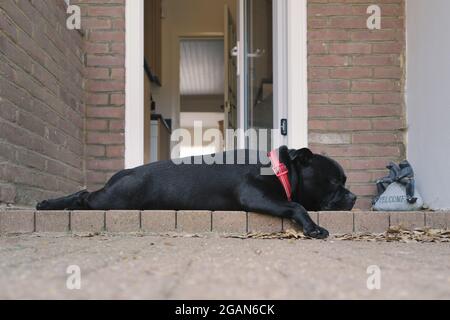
352;80;399;92
308;0;405;209
352;133;401;144
329;43;371;54
0;184;16;203
87;107;124;119
309;30;349;41
106;146;125;158
329;16;366;29
86;132;124;145
89;31;125;42
310;80;350;91
309;55;348;67
351;105;402;118
87;159;124;171
372;119;404;131
329;93;372;105
330;67;372;79
87;6;125;18
0;1;85;207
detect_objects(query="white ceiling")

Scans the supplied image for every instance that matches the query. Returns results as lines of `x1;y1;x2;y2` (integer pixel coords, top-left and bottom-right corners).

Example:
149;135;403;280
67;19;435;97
180;39;224;96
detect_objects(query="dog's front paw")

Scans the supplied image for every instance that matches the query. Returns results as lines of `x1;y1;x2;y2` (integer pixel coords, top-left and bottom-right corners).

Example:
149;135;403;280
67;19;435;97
304;224;329;239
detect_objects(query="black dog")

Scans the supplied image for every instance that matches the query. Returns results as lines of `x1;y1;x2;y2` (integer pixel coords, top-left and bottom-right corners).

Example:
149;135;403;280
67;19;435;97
37;146;356;239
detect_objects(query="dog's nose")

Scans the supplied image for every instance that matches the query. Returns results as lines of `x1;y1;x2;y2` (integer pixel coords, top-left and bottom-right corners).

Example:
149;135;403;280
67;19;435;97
348;193;357;203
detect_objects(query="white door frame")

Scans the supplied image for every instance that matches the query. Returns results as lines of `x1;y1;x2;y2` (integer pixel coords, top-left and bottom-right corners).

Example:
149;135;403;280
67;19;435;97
238;0;308;149
286;0;308;149
125;0;145;168
125;0;308;167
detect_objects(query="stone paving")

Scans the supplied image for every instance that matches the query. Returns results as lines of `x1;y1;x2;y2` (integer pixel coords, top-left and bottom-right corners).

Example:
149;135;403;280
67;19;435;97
0;210;449;235
0;233;449;300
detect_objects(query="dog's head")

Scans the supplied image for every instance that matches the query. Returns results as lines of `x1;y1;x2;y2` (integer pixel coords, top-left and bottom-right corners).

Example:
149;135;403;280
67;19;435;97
288;148;357;211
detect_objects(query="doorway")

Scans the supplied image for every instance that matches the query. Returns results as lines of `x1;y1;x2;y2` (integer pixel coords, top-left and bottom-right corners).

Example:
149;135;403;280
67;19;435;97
179;37;226;157
125;0;308;167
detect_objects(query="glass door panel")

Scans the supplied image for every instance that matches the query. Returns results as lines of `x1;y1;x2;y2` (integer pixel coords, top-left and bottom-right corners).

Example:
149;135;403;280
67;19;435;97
244;0;273;151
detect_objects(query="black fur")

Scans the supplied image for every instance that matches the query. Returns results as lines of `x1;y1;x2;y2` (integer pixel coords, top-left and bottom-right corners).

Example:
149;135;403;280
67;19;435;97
36;146;356;239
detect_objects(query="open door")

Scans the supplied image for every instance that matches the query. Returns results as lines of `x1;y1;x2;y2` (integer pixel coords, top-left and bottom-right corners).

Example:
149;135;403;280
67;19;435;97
224;5;238;150
243;0;274;151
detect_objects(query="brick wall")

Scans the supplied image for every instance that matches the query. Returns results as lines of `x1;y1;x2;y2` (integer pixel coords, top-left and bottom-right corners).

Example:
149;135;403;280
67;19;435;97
72;0;126;191
0;0;85;206
307;0;406;209
1;0;406;210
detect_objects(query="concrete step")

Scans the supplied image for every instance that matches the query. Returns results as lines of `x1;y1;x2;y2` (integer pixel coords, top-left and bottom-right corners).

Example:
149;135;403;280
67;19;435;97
0;210;448;235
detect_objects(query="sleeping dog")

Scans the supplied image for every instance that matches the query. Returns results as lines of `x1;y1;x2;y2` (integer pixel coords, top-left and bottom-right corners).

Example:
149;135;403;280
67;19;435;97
36;146;356;239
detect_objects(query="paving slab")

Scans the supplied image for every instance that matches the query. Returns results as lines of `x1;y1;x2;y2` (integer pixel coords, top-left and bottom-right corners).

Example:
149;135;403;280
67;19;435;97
248;213;283;233
2;211;448;235
390;212;425;230
105;211;140;232
319;212;354;234
142;211;176;233
71;211;105;233
354;212;389;233
0;234;449;300
212;211;247;233
0;211;35;234
177;211;212;233
425;212;448;230
35;211;70;232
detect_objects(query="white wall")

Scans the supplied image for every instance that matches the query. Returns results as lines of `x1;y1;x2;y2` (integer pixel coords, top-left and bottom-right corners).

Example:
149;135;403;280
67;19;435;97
407;0;450;209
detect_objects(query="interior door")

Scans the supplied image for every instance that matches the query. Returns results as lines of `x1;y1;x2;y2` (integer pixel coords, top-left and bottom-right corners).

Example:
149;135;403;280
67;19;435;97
224;5;238;150
241;0;274;151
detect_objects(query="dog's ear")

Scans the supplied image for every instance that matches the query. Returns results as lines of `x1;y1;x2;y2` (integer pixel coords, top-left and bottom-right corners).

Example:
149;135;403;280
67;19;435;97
289;148;314;166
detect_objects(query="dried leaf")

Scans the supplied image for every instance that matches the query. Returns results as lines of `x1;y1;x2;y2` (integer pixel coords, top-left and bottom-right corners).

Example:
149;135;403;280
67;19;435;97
225;227;450;243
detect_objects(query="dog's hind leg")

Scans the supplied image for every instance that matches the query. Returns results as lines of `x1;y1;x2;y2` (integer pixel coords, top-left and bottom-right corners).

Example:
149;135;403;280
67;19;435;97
36;190;90;211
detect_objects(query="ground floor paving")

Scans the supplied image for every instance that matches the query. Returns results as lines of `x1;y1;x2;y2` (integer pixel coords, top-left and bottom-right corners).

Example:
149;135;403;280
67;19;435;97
0;233;449;299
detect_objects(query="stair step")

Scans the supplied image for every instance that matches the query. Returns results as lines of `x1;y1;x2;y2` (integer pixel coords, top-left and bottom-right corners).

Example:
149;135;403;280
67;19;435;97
0;210;448;235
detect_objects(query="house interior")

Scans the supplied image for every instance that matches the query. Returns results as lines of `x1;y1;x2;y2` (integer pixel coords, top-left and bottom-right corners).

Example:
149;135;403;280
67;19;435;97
144;0;274;162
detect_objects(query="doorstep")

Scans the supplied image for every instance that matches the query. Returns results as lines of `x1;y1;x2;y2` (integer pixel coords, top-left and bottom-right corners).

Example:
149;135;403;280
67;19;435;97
0;210;448;235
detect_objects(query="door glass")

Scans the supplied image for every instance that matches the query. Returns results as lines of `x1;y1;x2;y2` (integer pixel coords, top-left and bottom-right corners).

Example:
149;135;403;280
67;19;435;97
244;0;273;151
224;5;238;151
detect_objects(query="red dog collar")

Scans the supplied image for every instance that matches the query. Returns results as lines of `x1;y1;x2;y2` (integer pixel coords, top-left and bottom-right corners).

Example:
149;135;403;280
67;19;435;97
268;150;292;201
